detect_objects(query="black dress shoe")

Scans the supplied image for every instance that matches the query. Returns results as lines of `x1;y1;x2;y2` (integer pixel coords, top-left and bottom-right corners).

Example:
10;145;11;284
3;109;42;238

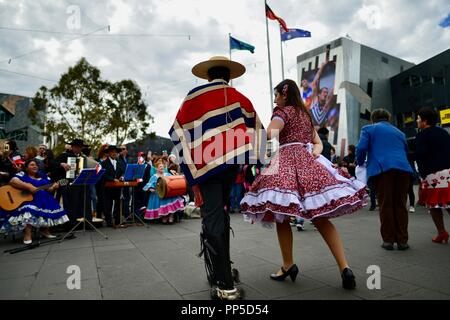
270;264;299;282
341;268;356;289
397;243;410;251
381;242;394;250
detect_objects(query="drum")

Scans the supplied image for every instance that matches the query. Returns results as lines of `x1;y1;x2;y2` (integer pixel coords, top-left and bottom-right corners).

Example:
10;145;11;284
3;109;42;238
156;175;187;199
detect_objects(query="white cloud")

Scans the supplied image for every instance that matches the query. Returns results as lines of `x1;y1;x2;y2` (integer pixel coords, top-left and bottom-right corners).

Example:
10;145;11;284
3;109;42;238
32;38;62;65
97;57;111;67
107;0;133;32
356;4;383;30
64;39;85;62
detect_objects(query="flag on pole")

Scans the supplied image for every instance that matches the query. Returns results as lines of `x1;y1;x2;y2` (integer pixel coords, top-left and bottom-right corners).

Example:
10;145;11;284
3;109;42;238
281;28;311;41
230;36;255;54
439;13;450;28
265;3;288;32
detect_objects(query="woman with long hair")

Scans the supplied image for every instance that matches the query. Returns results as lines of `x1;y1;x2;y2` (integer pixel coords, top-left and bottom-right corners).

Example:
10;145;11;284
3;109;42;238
415;107;450;244
241;79;366;289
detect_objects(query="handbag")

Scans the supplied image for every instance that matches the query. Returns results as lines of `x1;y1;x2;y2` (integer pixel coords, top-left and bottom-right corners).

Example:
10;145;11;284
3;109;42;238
355;165;367;184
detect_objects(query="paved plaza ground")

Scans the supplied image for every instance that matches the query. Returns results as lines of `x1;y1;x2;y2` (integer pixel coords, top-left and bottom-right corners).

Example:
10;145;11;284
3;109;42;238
1;204;449;300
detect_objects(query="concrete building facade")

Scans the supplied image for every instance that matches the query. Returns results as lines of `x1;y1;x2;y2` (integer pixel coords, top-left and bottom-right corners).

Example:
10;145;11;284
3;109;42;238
296;37;414;155
391;48;450;139
0;93;43;152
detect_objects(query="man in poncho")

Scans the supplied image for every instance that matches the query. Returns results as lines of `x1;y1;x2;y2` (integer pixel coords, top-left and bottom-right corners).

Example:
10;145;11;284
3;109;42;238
169;56;265;300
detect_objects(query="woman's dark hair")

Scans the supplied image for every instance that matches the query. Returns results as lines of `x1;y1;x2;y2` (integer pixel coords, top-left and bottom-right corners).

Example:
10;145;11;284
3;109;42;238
207;66;231;83
44;149;55;168
6;140;18;151
348;145;356;154
417;107;439;126
371;108;391;123
274;79;315;131
317;127;329;135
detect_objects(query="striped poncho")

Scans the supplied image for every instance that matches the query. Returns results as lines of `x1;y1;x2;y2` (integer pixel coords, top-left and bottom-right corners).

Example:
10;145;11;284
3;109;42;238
169;79;266;186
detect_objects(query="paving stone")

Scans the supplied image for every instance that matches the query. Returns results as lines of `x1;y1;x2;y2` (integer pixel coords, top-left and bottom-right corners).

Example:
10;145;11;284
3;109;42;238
0;205;449;299
278;286;362;300
101;280;182;300
27;278;102;300
0;276;35;299
0;259;43;280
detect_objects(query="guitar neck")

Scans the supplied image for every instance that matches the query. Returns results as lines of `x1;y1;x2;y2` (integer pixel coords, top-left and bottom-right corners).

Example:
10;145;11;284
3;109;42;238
36;183;53;191
35;179;65;191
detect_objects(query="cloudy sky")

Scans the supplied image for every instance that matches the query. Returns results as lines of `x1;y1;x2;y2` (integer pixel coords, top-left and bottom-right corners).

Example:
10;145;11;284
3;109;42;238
1;0;449;141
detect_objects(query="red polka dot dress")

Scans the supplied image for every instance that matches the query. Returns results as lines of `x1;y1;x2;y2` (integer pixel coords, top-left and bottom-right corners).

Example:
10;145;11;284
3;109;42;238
240;106;367;224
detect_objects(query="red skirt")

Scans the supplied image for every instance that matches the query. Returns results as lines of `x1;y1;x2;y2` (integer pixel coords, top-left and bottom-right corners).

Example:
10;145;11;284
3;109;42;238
420;168;450;209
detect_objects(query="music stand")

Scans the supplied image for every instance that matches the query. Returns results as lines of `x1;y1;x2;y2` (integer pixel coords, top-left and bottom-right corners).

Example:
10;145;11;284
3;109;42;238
122;164;148;228
60;168;108;241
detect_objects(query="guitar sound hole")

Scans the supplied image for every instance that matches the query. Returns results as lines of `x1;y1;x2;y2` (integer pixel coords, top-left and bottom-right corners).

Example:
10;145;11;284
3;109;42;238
7;191;14;204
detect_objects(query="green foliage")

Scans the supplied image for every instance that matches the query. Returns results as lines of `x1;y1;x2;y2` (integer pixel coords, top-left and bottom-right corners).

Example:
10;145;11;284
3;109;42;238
29;57;153;150
105;79;154;146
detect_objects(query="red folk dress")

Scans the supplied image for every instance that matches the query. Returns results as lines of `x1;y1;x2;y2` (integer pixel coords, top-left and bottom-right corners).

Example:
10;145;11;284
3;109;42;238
240;106;367;224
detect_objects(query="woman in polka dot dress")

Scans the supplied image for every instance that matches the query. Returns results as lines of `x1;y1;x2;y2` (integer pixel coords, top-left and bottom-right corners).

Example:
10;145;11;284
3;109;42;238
240;79;367;289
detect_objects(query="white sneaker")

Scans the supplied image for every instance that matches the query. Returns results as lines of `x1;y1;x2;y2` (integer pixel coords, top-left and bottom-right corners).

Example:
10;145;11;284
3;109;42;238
211;287;241;300
296;224;304;231
409;206;415;213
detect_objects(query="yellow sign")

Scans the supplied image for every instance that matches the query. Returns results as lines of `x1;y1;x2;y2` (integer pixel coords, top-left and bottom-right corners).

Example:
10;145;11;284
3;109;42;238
404;115;414;124
440;108;450;125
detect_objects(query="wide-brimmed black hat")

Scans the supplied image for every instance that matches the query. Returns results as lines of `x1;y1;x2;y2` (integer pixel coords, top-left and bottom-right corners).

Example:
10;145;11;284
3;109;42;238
69;139;88;147
105;145;121;153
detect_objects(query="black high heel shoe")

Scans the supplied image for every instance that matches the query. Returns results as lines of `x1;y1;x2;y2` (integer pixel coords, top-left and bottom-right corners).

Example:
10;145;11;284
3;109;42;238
341;268;356;290
270;264;299;282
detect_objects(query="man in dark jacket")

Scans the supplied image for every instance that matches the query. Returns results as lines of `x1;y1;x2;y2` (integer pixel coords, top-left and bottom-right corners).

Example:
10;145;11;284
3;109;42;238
102;145;126;227
317;127;332;161
118;145;130;217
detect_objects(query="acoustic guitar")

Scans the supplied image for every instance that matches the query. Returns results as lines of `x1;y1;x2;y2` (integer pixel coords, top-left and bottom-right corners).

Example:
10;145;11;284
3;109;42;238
0;179;68;212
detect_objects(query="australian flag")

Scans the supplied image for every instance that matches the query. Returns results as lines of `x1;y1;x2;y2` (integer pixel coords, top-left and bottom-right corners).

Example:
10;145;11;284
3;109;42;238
439;13;450;28
281;28;311;41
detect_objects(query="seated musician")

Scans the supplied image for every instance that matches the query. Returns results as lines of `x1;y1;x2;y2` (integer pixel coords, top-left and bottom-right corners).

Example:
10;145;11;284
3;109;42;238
143;160;184;224
0;159;69;244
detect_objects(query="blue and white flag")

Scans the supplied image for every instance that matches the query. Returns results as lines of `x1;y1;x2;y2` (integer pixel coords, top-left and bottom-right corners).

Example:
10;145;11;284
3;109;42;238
281;28;311;41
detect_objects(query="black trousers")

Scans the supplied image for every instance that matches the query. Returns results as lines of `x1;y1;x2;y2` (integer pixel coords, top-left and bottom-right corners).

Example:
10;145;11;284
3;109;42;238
62;185;92;223
104;188;122;226
199;165;238;289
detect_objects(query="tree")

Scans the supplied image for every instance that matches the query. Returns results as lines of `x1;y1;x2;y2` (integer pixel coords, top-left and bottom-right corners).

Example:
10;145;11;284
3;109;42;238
29;57;109;150
29;57;154;151
104;79;154;146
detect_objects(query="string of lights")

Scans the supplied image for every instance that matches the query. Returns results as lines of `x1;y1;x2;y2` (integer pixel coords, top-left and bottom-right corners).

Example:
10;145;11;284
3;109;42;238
0;25;109;64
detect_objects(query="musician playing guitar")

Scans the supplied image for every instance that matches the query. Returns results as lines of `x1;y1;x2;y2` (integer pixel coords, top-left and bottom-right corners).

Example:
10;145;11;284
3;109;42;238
0;159;69;244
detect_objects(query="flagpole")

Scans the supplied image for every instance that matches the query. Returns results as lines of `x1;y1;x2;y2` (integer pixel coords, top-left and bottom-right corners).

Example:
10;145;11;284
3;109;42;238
229;33;233;86
265;0;274;112
279;25;285;80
